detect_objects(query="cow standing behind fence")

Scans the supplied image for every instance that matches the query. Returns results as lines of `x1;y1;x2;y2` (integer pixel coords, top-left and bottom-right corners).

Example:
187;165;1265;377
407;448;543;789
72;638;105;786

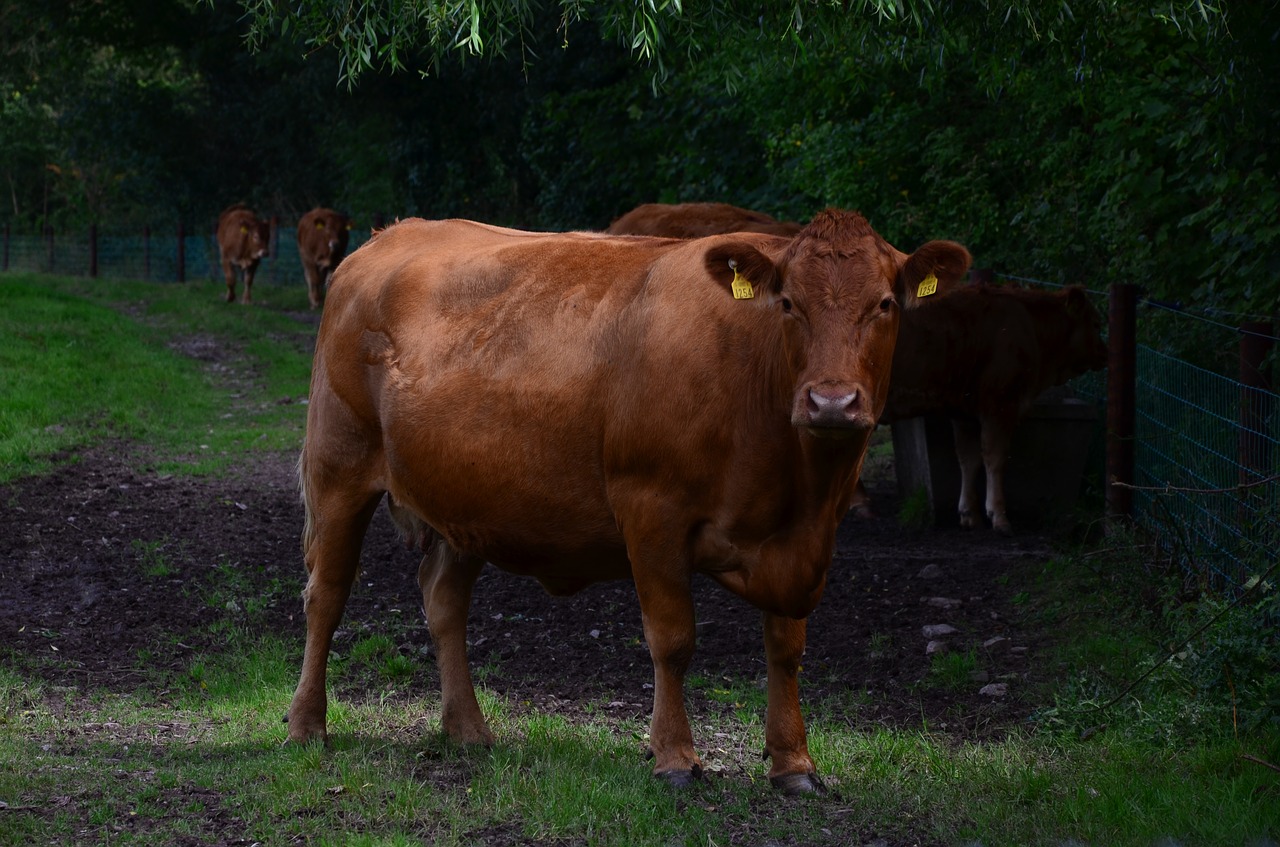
850;284;1109;533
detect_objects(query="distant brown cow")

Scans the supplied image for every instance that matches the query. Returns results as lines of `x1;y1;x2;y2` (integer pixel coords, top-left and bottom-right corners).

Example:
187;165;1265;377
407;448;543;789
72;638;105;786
850;284;1108;533
216;205;271;304
607;201;804;239
287;210;970;793
297;207;351;309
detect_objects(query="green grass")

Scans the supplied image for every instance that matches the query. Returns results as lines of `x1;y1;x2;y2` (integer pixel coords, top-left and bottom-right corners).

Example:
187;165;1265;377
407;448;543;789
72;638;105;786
0;272;1276;845
0;272;315;481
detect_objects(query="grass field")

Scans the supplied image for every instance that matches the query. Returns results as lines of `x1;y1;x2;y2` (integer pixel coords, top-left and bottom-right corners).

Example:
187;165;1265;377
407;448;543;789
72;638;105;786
1;272;1277;846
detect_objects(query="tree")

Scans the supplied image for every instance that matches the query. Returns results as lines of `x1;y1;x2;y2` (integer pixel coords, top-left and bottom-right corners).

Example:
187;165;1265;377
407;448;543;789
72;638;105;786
228;1;1230;88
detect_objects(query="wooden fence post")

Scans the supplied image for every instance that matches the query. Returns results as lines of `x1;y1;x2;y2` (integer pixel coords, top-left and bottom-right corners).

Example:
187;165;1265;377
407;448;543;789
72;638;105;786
1106;283;1138;527
176;220;186;283
89;224;98;278
1238;321;1276;492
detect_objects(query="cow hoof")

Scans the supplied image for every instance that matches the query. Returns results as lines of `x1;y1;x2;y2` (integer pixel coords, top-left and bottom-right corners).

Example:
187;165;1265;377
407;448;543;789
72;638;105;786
770;771;824;796
655;764;703;788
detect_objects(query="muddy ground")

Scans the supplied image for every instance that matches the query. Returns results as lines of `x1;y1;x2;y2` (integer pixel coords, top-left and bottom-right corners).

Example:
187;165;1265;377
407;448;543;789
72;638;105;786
1;432;1070;845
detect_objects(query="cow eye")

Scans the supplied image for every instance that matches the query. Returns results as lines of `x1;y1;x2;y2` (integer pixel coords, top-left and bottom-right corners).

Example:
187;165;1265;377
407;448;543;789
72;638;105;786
880;296;895;312
781;296;794;314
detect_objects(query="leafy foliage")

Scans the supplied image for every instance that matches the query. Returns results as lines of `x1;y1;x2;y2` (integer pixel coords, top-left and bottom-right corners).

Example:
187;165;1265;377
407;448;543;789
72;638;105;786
0;1;1273;313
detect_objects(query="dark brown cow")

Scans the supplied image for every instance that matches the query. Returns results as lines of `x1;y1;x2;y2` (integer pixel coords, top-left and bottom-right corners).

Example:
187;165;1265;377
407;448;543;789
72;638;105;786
287;210;970;792
216;204;271;304
297;207;351;310
607;201;804;239
850;284;1108;533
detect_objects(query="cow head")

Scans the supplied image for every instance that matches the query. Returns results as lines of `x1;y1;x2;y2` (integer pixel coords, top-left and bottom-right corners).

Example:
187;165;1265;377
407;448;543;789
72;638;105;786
242;218;270;260
312;210;352;267
1062;285;1109;375
705;209;970;437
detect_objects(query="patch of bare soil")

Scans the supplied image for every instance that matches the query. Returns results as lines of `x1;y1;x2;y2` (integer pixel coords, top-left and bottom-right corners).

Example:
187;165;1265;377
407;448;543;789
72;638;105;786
0;437;1062;844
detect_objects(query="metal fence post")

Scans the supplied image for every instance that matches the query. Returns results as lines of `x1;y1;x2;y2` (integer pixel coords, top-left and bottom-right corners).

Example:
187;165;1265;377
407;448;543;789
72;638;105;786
1106;283;1138;527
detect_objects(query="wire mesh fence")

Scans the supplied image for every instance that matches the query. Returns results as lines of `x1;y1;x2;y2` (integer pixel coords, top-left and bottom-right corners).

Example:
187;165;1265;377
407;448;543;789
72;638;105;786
1007;273;1278;597
1;226;374;288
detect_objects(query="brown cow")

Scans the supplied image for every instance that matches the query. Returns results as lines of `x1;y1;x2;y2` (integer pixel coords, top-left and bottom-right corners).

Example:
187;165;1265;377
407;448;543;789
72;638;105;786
607;201;804;238
850;284;1108;533
286;210;970;792
215;204;271;304
297;207;351;310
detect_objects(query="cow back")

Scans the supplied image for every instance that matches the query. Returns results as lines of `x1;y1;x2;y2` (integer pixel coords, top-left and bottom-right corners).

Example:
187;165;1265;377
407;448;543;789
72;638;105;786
607;202;803;239
884;284;1107;421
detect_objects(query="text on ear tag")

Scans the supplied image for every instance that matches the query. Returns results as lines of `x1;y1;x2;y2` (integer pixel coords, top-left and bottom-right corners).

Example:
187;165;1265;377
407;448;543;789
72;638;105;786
917;273;938;298
731;268;755;300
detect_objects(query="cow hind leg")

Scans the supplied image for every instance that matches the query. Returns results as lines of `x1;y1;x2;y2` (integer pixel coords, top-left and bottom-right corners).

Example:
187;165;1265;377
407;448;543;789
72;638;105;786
304;265;322;310
286;486;382;745
761;612;821;794
952;418;984;529
221;261;236;303
849;479;875;520
418;538;493;746
980;413;1015;535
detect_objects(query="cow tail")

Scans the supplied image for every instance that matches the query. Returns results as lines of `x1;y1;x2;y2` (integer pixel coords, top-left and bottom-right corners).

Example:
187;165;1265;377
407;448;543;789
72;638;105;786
297;444;319;561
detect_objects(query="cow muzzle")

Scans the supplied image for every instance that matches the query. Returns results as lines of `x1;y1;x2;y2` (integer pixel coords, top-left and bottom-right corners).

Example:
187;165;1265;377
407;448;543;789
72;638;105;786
793;385;875;435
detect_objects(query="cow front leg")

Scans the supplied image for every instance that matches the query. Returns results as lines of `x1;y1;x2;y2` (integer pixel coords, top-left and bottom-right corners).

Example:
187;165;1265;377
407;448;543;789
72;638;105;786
761;612;820;794
286;491;380;745
241;264;257;305
418;539;492;745
632;566;701;785
952;418;984;528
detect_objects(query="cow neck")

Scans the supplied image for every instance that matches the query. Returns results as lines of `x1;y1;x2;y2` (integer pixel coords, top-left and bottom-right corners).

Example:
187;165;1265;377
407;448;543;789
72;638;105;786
706;431;866;618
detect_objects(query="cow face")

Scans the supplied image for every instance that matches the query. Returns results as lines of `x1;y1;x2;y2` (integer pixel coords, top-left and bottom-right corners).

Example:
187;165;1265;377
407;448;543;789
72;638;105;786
245;219;270;260
705;209;970;437
1063;286;1109;374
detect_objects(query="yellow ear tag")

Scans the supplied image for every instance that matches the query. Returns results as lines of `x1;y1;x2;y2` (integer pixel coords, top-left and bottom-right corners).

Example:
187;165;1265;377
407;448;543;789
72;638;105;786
316;220;325;229
731;267;755;300
917;273;939;298
239;225;247;234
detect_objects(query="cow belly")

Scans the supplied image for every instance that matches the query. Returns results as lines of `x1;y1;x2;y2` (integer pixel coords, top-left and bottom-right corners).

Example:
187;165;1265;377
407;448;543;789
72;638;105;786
379;394;629;583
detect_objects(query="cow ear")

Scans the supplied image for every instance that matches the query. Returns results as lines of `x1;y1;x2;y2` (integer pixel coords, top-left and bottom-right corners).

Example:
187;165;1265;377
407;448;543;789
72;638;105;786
897;240;971;309
703;244;781;301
